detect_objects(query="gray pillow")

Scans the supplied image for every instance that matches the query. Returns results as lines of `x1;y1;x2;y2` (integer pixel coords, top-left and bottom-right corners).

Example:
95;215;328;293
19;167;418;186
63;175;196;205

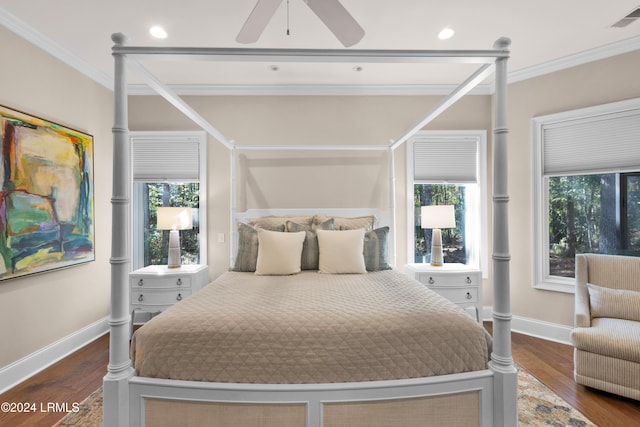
286;219;334;270
364;227;391;271
232;222;284;272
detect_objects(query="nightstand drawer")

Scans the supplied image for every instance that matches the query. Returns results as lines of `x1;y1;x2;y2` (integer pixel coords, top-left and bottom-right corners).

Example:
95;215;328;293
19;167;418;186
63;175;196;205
132;289;190;307
130;275;192;289
429;287;478;304
416;273;477;287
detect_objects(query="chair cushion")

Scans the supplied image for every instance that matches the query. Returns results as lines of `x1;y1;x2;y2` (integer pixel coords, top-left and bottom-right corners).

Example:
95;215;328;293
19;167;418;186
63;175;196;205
571;318;640;363
588;283;640;322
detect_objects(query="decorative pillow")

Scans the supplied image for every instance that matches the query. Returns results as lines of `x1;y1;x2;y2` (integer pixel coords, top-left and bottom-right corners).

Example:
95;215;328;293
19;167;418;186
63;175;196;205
255;229;306;275
364;227;391;271
316;229;367;274
232;222;284;272
249;215;314;230
286;219;334;270
313;214;375;231
587;283;640;322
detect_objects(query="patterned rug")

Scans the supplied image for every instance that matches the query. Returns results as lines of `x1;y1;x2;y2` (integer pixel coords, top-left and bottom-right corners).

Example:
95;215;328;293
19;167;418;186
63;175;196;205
53;368;596;426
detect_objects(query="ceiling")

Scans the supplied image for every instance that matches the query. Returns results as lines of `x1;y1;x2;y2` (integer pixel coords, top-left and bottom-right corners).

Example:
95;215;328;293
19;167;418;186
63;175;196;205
1;0;639;95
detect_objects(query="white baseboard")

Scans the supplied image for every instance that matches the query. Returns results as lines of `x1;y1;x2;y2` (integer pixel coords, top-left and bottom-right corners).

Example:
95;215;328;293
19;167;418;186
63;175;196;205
482;307;573;345
0;316;110;394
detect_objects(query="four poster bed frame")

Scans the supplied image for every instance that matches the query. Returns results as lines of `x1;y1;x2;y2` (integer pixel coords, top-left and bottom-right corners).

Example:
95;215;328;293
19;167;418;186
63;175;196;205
105;33;517;426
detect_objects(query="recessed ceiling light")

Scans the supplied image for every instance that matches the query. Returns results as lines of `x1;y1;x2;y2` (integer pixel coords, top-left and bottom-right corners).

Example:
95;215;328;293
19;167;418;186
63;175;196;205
438;27;455;40
149;26;168;39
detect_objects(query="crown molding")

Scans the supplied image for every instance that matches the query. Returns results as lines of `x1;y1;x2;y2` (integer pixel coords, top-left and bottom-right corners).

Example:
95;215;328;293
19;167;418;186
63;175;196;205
0;6;113;90
507;35;640;85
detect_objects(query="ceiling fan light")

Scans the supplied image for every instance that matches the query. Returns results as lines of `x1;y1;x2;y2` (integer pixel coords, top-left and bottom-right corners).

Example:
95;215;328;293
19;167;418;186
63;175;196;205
149;26;168;39
438;27;455;40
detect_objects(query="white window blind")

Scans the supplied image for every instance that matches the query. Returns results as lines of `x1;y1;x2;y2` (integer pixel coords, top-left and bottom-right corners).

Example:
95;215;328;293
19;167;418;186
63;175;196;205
541;105;640;176
132;138;200;182
413;138;478;183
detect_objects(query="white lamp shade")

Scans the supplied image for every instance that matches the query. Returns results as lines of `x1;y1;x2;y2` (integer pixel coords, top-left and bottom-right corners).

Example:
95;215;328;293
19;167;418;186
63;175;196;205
157;207;193;230
421;205;456;229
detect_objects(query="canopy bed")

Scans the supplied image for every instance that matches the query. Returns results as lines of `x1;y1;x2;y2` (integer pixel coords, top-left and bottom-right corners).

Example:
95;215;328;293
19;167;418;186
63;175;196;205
105;33;516;426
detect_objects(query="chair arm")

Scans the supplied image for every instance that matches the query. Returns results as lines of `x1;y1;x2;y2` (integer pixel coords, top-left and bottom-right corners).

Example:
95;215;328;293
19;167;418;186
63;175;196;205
574;289;591;327
574;255;591;327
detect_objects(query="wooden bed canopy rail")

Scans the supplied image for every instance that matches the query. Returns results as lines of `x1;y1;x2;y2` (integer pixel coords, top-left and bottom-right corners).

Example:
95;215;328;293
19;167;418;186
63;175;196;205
106;33;516;426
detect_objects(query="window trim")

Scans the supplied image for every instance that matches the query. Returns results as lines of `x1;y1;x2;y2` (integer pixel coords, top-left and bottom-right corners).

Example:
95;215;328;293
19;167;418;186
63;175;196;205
532;97;640;293
130;131;207;271
406;130;488;274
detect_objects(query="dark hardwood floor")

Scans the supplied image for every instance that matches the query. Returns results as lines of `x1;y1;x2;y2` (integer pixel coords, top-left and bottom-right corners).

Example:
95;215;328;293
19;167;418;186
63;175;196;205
0;333;109;427
1;325;638;426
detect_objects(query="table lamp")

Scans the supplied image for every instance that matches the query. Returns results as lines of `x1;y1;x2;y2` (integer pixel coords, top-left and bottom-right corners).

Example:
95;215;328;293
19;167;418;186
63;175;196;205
421;205;456;266
157;207;193;268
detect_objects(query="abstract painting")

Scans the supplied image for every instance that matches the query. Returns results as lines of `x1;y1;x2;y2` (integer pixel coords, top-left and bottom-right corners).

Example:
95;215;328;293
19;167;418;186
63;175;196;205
0;105;94;280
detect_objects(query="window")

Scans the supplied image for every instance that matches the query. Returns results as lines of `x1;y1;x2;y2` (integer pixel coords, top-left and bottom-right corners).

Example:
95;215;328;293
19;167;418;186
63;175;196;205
533;98;640;292
407;131;487;270
130;131;207;270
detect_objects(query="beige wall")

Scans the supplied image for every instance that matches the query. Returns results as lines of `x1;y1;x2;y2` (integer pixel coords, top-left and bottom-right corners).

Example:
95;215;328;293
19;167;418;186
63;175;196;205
506;50;640;326
0;27;113;368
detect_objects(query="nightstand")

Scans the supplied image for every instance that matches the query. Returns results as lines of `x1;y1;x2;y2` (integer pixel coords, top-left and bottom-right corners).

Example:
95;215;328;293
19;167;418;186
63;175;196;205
129;264;209;325
405;263;482;323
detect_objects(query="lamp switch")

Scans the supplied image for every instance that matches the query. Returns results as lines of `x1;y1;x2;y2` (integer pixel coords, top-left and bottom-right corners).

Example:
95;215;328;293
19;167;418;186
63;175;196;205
217;233;225;243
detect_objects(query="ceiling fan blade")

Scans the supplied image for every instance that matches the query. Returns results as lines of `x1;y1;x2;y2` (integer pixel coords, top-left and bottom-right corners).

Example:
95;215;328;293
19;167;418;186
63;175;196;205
236;0;284;44
304;0;365;47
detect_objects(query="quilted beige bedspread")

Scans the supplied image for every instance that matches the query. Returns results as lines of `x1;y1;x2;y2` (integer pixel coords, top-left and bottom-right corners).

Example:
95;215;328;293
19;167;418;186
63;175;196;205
131;270;491;384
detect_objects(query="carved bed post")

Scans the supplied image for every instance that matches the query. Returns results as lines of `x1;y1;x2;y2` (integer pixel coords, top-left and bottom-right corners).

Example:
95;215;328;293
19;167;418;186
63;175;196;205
388;145;397;267
103;32;135;427
489;36;518;427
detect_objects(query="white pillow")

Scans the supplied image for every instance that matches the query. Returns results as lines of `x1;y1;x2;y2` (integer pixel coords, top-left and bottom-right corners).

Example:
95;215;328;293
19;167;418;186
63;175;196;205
255;229;306;275
316;229;367;274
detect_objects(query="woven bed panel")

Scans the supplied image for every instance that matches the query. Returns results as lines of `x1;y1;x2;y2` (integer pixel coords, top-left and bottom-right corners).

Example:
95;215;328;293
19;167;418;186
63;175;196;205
323;391;480;427
132;270;491;384
574;350;640;400
145;399;306;427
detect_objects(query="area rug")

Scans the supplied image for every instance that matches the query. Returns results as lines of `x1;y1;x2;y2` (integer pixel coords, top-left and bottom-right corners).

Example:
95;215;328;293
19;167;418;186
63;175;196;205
53;368;596;426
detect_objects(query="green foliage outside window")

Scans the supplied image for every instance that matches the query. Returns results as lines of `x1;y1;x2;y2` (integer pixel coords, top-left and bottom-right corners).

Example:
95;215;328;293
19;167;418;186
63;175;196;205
414;184;466;264
548;172;640;277
143;182;200;266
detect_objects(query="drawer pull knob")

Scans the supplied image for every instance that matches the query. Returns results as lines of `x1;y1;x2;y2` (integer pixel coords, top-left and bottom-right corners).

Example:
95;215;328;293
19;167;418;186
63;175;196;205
428;277;435;284
466;292;472;300
138;294;144;302
466;276;472;284
176;293;182;301
138;279;143;287
177;278;182;286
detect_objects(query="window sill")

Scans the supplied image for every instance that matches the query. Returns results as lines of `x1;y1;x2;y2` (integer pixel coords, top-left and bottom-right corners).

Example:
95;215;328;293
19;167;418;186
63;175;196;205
533;277;575;294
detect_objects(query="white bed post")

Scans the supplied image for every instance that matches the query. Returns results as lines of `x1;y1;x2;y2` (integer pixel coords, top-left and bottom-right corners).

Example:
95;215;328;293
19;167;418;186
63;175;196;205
103;32;135;427
388;145;397;267
230;145;237;267
489;36;518;427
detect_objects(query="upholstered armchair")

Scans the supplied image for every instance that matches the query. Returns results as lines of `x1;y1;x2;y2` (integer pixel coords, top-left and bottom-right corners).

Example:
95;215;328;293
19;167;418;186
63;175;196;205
570;254;640;400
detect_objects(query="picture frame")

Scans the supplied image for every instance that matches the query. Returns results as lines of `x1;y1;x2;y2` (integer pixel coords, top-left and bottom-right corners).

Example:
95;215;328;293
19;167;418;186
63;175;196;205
0;105;94;281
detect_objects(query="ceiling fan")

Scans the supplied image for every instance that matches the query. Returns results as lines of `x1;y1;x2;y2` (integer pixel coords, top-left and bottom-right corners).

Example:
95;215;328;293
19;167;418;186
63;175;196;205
236;0;365;47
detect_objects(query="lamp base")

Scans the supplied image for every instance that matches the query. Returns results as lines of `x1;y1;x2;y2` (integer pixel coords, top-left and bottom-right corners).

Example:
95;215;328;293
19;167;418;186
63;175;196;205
167;230;181;269
430;228;444;267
